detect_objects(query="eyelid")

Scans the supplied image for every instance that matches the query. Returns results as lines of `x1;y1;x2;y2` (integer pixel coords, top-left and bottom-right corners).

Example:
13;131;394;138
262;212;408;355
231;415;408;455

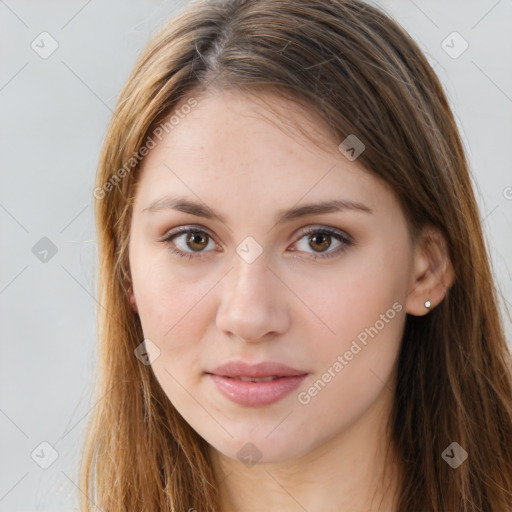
160;224;212;237
294;224;353;243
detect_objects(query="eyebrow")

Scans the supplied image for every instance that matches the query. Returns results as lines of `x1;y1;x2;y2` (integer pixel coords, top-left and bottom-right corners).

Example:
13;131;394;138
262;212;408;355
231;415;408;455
142;195;373;224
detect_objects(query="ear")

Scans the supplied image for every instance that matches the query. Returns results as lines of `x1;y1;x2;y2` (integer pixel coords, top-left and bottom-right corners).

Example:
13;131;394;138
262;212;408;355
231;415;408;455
405;224;455;316
129;286;139;314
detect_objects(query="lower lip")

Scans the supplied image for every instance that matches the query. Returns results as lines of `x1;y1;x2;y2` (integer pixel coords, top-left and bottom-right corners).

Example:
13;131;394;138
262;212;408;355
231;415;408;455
207;374;308;406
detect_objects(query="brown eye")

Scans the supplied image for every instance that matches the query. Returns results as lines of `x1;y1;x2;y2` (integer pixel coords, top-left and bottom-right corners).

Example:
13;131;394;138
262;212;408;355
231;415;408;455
308;232;332;252
292;227;354;260
161;227;217;260
185;231;209;251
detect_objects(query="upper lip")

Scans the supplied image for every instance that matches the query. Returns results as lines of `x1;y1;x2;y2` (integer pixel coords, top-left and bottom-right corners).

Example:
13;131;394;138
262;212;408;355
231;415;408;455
207;360;308;378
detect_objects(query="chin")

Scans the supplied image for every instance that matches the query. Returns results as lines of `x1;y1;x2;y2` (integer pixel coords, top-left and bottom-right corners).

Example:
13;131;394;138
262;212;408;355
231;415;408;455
206;432;311;466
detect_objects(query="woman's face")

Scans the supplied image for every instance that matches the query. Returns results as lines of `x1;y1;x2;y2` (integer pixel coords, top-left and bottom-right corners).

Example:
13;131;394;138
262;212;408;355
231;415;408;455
128;90;415;464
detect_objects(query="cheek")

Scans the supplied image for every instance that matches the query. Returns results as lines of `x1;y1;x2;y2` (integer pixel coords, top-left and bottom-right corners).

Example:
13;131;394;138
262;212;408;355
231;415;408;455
137;283;208;355
132;264;213;404
131;248;206;335
296;286;404;437
293;248;406;396
293;250;406;341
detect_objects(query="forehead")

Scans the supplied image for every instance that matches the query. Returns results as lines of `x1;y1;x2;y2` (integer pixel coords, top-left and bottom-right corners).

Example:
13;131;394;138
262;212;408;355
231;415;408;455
133;90;395;218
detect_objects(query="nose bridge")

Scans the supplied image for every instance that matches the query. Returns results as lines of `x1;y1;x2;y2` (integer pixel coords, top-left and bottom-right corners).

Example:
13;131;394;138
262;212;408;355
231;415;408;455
226;249;274;308
216;249;288;341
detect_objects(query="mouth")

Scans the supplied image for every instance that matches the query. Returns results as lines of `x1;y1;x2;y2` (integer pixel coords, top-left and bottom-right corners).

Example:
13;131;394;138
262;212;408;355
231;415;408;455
214;375;289;382
205;360;309;406
207;360;307;378
205;371;308;406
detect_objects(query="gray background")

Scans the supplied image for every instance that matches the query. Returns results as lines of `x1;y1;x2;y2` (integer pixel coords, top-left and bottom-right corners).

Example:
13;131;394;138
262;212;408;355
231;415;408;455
1;1;511;510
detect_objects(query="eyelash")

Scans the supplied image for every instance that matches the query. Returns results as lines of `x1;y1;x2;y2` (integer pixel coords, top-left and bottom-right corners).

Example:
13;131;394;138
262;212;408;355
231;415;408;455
160;225;354;261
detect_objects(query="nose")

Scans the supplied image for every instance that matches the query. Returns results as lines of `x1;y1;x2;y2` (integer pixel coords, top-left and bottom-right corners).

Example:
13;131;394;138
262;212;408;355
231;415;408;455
215;255;290;343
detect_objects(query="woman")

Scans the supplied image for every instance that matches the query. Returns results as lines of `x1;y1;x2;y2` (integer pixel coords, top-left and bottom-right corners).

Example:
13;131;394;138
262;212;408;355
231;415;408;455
81;0;512;510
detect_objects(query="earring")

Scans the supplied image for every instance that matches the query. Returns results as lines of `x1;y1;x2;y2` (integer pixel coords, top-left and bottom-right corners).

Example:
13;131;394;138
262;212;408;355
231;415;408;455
424;300;431;309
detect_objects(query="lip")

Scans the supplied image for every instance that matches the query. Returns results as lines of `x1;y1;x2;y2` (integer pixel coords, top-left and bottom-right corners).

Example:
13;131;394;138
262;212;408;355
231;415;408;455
205;360;308;407
208;360;307;378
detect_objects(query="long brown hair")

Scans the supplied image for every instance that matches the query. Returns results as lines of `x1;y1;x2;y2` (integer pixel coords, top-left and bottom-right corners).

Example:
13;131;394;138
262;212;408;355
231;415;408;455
79;0;512;510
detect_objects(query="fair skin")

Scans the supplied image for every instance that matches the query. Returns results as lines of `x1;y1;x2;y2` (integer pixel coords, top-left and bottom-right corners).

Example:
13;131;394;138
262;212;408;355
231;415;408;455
128;89;454;512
